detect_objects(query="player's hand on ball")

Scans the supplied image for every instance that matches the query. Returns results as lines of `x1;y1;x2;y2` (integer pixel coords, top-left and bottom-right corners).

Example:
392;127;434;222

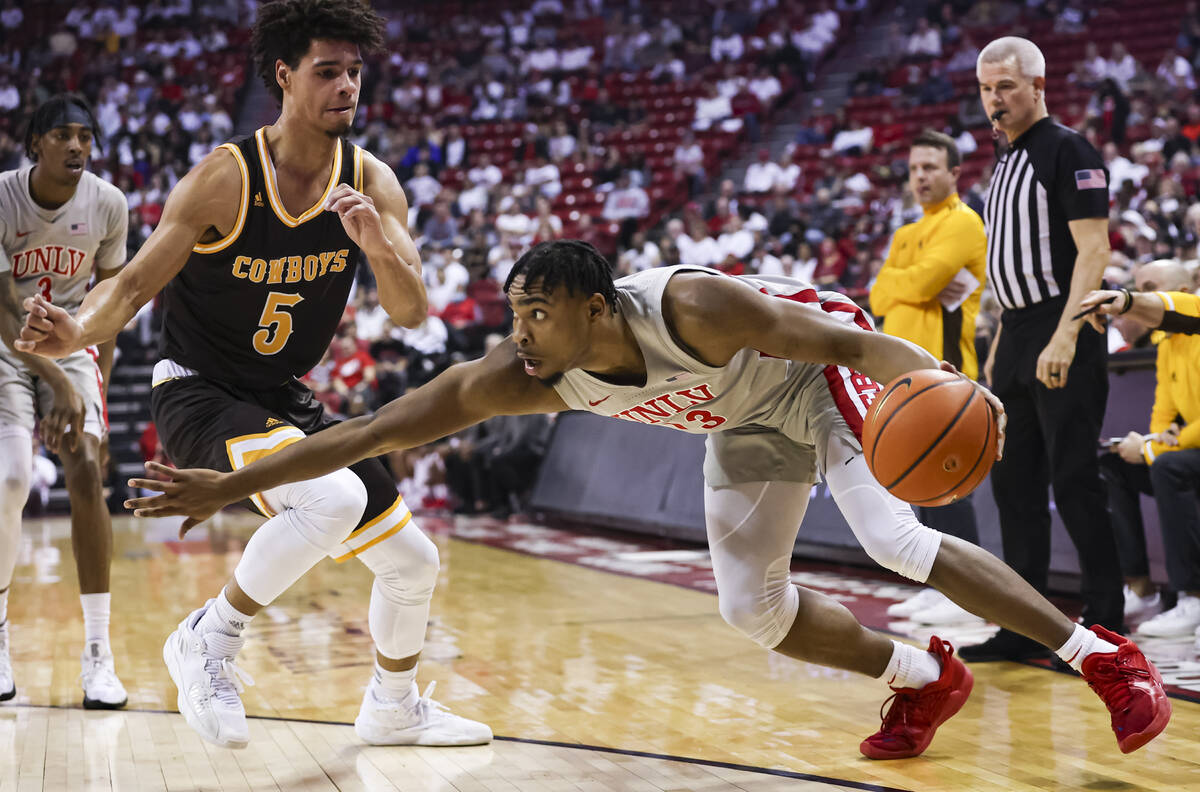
324;184;387;256
939;360;1005;460
15;294;84;358
125;462;229;538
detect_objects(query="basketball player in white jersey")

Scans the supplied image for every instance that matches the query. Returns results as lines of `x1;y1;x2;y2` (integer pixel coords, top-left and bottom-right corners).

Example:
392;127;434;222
0;95;127;708
114;241;1172;758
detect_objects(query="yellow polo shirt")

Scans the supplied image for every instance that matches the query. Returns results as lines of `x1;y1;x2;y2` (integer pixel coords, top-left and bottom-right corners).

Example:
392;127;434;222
1145;291;1200;462
869;193;987;379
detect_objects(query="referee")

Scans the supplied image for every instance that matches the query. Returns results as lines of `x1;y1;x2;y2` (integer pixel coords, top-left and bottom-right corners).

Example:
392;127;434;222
961;37;1125;662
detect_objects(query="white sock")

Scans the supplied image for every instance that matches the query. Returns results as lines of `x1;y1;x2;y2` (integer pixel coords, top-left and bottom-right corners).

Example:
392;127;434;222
0;588;8;626
374;661;418;705
1055;624;1119;673
879;640;943;689
196;589;254;637
80;593;110;645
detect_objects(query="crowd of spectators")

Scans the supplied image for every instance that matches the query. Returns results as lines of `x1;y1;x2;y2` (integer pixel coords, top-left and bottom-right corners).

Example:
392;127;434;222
0;0;252;261
335;0;856;358
273;0;1194;508
8;0;1198;515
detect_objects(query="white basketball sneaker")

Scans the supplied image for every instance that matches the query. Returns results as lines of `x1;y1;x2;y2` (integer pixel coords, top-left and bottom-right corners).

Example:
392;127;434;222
1135;595;1200;638
355;679;493;746
80;641;127;709
1123;585;1162;619
886;588;944;618
910;595;987;626
163;602;255;749
0;623;13;702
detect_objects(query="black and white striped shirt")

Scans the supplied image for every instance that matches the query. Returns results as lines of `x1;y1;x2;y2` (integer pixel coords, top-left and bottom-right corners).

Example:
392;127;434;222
983;117;1109;311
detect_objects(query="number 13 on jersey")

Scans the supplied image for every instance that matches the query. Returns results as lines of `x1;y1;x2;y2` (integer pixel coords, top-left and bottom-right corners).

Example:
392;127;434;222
254;291;304;355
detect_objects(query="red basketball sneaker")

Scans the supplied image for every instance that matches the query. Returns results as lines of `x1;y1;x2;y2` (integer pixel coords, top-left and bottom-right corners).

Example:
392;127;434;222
1080;626;1171;753
859;636;974;760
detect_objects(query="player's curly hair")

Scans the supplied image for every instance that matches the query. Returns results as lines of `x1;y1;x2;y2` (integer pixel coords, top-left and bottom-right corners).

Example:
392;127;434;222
251;0;386;104
23;94;101;161
504;240;620;312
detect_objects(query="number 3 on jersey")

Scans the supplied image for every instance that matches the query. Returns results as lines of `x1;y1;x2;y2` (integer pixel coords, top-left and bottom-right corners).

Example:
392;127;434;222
253;291;304;355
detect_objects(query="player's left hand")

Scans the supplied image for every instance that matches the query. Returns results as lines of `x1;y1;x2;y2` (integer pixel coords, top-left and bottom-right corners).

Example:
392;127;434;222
124;461;229;538
324;184;389;257
1036;329;1077;390
939;360;1006;461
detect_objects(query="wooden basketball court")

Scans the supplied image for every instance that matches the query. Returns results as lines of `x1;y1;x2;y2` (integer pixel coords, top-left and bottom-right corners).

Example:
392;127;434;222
1;512;1197;791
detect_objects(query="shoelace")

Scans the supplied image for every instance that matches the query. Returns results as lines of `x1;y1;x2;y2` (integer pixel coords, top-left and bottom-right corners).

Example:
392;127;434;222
876;683;947;737
412;681;452;721
80;656;121;688
1087;655;1151;715
876;689;919;735
377;681;451;721
204;656;255;708
201;632;255;708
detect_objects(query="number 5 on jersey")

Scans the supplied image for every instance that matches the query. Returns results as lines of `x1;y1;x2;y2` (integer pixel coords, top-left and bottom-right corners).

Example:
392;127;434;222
254;291;304;355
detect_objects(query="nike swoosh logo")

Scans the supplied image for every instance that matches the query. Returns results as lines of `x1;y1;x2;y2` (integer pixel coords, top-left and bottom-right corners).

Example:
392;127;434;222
15;230;30;238
588;396;611;406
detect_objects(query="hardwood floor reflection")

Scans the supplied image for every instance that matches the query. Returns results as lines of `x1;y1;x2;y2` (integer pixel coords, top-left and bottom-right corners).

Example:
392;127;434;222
0;513;1197;791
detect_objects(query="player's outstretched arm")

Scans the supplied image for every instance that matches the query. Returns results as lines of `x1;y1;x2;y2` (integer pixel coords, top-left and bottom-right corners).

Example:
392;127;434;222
125;338;566;532
16;148;242;358
664;272;1005;457
665;273;941;385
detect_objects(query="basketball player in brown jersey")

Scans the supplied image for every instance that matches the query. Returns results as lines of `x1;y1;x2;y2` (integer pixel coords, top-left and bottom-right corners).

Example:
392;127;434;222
119;243;1170;758
17;0;491;750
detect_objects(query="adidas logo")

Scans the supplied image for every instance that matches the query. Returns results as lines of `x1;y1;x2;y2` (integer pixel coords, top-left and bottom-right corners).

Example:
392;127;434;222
265;417;284;429
253;192;264;207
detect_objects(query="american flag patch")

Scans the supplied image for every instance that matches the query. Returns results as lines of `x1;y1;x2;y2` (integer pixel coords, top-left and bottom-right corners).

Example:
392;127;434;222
1074;169;1107;190
69;221;88;235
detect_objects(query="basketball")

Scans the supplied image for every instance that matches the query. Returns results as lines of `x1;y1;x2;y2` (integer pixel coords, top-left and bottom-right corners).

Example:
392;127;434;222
862;369;998;507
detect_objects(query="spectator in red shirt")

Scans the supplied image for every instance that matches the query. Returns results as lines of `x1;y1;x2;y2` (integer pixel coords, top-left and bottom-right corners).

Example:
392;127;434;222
873;111;906;153
812;236;847;286
730;85;763;142
331;333;377;416
302;347;342;413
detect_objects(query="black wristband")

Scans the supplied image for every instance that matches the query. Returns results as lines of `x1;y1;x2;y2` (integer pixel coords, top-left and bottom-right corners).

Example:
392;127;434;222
1119;288;1133;314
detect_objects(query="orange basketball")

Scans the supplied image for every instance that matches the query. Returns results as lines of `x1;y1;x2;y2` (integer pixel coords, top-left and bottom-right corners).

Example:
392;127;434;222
861;369;998;507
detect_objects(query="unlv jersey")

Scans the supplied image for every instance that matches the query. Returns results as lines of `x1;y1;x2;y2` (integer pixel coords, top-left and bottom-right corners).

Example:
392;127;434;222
0;166;127;314
552;266;885;446
159;127;363;388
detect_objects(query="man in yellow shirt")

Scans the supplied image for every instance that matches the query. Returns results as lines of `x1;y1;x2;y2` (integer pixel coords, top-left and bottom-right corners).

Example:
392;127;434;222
871;130;987;377
1095;260;1200;641
870;130;989;626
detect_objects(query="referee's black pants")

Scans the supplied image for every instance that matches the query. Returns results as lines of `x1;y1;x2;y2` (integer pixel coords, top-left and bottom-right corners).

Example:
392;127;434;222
990;300;1125;630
